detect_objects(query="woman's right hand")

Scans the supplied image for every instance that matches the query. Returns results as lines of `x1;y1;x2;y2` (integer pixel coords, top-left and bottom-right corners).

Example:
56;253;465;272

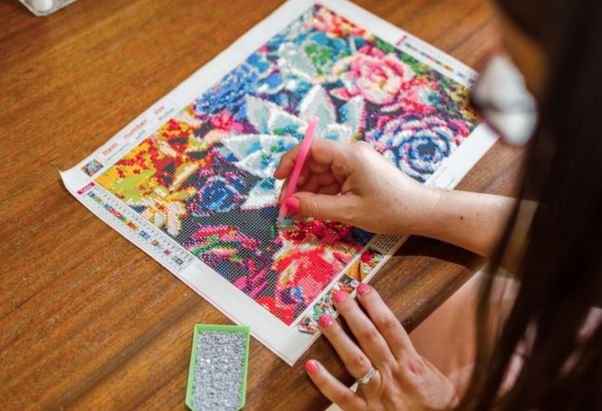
273;139;441;235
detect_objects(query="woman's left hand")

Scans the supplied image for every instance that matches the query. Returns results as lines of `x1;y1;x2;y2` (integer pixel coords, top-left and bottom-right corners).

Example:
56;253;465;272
305;284;458;411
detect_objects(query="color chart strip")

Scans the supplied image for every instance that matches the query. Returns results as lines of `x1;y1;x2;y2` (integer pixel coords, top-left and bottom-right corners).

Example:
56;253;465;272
80;183;194;272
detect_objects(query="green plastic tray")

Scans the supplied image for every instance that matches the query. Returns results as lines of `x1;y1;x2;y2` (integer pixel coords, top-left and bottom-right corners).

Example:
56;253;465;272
185;324;251;411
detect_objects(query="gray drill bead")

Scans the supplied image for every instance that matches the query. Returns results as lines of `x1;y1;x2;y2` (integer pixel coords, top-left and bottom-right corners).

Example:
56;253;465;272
192;331;246;411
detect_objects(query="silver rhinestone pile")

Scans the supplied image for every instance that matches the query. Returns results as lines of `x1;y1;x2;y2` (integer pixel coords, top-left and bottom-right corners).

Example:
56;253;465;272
192;331;246;411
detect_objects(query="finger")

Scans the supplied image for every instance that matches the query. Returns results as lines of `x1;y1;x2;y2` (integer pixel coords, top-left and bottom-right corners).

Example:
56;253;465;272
278;178;289;204
292;192;356;223
318;183;341;195
356;283;416;359
274;144;301;179
299;174;322;193
318;314;373;379
308;158;330;174
275;139;352;185
305;360;365;411
279;168;312;204
333;290;395;366
309;138;352;171
311;139;354;185
297;165;311;187
283;138;352;177
317;172;337;186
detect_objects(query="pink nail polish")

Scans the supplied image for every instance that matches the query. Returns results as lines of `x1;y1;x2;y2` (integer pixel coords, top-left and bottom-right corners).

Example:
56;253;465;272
305;359;319;374
357;283;371;296
318;314;333;328
285;196;300;212
333;290;347;304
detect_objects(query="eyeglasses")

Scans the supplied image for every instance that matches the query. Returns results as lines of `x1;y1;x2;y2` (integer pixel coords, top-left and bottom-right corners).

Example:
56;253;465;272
470;54;538;145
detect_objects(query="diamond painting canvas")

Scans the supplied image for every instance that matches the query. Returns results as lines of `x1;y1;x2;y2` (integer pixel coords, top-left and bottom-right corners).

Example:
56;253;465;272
61;0;496;364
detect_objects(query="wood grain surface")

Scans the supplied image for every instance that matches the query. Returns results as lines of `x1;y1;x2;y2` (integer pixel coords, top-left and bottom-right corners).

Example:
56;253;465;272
0;0;523;410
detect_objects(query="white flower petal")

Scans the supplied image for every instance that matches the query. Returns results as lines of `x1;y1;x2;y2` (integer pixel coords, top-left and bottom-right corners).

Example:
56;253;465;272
221;134;266;159
299;85;336;128
318;123;353;143
166;203;184;236
277;43;316;82
241;178;283;210
246;95;281;133
152;210;165;228
234;151;273;179
267;109;306;136
258;134;297;151
340;96;364;135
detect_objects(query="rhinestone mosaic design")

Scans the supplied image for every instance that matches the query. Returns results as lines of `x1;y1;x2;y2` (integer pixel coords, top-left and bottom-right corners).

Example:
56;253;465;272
297;247;383;334
95;4;478;325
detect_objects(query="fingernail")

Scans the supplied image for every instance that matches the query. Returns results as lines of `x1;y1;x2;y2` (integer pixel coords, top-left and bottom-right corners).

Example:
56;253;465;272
318;314;333;328
333;290;347;304
305;359;319;374
357;283;371;296
285;196;300;212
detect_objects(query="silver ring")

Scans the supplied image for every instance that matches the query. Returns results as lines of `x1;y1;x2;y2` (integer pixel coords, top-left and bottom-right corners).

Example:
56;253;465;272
355;367;378;385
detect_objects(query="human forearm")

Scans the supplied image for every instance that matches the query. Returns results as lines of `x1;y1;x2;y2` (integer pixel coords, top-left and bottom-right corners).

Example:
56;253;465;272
275;140;534;271
414;189;533;268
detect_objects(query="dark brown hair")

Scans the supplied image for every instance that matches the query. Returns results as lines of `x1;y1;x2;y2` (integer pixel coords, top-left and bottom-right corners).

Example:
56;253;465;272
459;0;602;409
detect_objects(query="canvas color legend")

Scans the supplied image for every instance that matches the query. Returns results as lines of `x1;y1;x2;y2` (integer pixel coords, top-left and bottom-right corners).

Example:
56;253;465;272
79;183;194;272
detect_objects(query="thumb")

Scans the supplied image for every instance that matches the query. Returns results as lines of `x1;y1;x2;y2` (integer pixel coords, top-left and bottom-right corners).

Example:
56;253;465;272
288;192;356;223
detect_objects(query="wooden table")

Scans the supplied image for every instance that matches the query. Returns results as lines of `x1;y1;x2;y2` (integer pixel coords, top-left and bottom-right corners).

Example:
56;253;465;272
0;0;523;409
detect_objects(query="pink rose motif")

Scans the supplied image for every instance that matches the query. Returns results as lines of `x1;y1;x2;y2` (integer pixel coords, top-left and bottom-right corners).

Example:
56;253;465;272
311;6;370;39
331;45;415;105
209;110;243;133
378;77;444;115
399;78;439;114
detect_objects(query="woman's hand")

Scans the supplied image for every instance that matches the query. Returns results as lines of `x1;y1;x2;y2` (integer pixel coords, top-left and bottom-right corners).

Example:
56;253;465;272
305;284;458;411
274;139;525;262
273;139;440;235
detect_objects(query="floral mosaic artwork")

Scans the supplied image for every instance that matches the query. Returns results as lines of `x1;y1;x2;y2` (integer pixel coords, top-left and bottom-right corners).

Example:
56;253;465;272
95;4;478;325
297;247;383;334
346;248;383;282
297;274;357;334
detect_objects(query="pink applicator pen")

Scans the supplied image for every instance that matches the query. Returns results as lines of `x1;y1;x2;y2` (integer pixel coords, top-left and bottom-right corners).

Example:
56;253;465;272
278;116;318;223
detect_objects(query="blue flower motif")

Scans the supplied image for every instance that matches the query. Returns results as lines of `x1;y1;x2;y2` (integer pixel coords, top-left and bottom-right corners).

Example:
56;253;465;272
365;115;456;182
193;64;258;121
246;53;272;74
396;133;450;177
192;51;277;121
348;227;374;245
265;9;311;52
191;175;243;216
276;30;362;88
304;31;353;66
